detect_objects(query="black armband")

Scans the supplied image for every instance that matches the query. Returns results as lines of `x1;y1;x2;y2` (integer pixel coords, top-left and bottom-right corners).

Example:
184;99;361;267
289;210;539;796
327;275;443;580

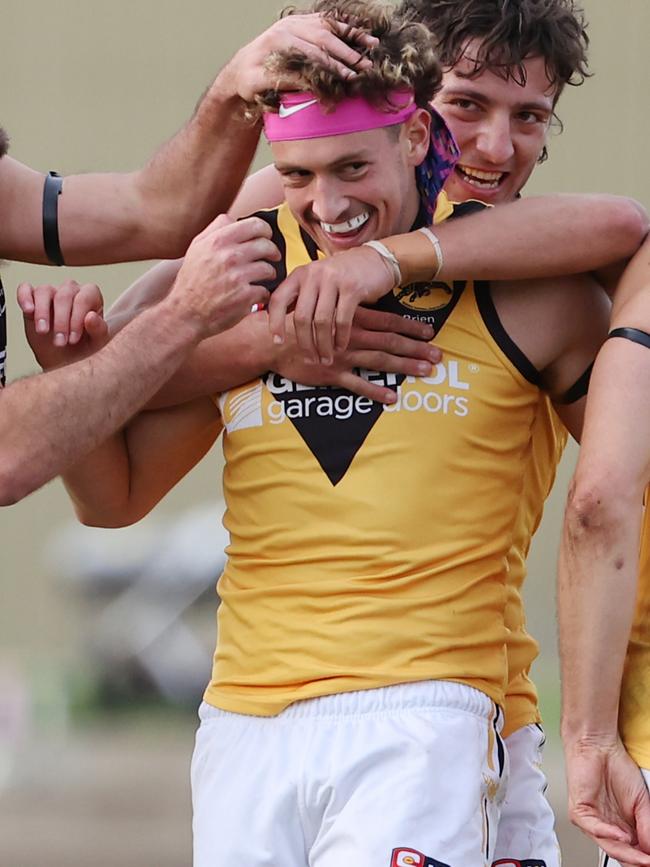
42;171;65;266
555;361;594;405
609;327;650;351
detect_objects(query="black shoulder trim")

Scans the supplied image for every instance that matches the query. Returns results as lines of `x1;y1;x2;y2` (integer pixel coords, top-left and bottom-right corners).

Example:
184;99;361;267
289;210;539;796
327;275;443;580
299;226;320;261
555;361;594;405
475;281;541;386
249;209;286;293
448;199;488;219
609;327;650;351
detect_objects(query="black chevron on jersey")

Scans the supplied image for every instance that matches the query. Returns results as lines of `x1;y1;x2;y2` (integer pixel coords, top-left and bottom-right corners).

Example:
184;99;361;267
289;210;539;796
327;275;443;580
265;372;394;485
252;202;471;485
263;279;466;486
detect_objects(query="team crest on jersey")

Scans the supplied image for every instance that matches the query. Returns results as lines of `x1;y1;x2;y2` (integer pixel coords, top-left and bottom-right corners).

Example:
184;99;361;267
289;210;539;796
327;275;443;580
493;860;547;866
393;281;454;313
391;847;450;867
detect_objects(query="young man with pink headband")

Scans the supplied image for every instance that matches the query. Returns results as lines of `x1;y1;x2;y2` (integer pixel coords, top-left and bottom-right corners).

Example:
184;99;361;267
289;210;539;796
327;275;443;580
27;0;650;862
54;11;529;865
47;2;648;863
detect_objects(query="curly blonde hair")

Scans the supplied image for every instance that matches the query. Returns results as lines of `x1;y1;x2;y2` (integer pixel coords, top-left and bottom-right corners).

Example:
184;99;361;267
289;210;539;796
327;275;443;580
251;0;442;119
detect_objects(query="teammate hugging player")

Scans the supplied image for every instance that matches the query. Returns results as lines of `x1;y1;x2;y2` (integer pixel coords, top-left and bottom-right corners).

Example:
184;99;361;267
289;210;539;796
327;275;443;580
51;1;646;865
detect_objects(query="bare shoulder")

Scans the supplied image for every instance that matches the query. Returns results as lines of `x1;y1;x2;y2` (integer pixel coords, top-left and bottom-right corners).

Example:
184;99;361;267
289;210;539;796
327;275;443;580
492;273;610;374
229;164;283;220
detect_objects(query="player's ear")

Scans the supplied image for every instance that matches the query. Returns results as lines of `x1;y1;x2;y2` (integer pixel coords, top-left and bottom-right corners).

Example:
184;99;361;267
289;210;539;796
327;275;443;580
403;108;431;166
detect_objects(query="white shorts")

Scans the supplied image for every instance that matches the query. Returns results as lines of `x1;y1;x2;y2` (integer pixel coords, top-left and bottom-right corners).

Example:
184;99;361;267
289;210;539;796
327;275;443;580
492;724;560;867
191;680;507;867
598;767;650;867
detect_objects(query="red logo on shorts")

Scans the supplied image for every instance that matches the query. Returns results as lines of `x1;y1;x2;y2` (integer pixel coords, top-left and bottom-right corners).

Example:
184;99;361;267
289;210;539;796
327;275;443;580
391;848;450;867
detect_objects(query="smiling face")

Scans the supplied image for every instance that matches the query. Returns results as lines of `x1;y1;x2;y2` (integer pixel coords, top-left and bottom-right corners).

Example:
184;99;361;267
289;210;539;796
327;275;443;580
271;112;430;256
432;45;556;204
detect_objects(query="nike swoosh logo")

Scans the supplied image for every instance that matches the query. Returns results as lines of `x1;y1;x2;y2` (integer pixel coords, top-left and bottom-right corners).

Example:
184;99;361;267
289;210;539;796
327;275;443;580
278;98;318;118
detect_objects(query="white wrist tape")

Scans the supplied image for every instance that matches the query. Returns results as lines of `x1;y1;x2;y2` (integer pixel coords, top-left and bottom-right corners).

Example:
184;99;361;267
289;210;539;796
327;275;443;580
363;240;402;288
418;227;443;279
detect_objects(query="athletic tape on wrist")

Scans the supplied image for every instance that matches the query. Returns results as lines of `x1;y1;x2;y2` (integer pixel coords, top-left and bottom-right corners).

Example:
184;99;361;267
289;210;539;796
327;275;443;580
363;240;402;288
418;227;443;279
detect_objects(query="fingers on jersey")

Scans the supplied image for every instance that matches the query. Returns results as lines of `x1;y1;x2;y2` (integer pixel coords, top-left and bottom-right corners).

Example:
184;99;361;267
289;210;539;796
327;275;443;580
269;263;364;363
330;368;398;404
174;215;276;337
348;314;440;365
269;248;397;363
353;308;434;342
269;264;345;365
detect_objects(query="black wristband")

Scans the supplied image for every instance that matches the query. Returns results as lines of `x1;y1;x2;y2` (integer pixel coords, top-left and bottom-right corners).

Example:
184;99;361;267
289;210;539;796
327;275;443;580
609;327;650;351
42;171;65;266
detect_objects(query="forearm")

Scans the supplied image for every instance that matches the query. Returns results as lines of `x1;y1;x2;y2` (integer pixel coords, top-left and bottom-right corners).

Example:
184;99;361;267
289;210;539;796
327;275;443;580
0;95;258;266
385;194;648;285
105;164;285;335
559;485;641;743
149;311;276;408
63;399;222;528
60;90;259;264
106;259;183;335
0;299;202;504
127;79;260;256
63;432;131;526
559;332;650;746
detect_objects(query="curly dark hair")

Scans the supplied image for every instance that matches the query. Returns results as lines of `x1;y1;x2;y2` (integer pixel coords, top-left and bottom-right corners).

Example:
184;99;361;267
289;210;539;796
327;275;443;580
395;0;589;162
252;0;442;118
396;0;589;94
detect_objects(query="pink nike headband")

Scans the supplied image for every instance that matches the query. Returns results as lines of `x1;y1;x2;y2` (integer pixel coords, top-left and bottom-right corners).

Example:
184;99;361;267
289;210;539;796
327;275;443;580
263;89;419;141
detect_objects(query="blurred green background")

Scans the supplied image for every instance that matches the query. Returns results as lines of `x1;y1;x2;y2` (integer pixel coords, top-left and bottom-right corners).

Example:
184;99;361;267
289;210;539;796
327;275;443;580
1;1;649;864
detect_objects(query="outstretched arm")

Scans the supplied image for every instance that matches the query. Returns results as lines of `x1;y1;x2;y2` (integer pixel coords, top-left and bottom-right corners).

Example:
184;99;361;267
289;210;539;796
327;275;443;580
559;238;650;863
0;17;373;265
0;213;274;505
105;165;285;331
403;193;647;283
268;193;648;362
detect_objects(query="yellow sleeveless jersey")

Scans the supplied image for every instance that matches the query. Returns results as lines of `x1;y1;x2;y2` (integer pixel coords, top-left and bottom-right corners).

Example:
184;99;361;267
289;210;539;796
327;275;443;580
432;194;567;735
438;194;568;736
204;198;557;718
619;503;650;767
503;397;567;737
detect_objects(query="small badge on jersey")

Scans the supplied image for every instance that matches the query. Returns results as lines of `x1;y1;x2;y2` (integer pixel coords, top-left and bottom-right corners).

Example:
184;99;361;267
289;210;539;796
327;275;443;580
391;848;451;867
393;281;455;313
378;279;467;332
493;860;547;866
